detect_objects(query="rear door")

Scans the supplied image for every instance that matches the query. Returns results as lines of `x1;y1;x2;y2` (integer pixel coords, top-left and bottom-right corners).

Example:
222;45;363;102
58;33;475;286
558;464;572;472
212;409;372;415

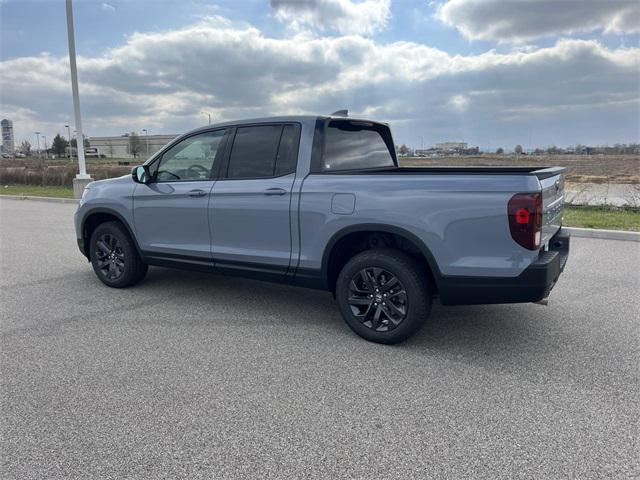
210;123;300;276
133;129;228;262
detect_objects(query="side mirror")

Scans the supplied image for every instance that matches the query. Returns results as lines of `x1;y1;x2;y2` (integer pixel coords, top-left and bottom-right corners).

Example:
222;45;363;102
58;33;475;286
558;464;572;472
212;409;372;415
132;165;151;184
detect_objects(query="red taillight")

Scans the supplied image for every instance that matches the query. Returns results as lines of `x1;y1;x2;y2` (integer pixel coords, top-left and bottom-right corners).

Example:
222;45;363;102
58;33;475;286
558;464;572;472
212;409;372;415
508;193;542;250
515;208;530;224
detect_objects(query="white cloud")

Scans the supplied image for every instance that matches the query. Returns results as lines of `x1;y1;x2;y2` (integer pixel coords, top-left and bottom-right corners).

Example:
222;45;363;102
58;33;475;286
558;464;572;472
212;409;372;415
448;94;468;111
100;3;116;13
436;0;640;42
0;16;638;147
270;0;391;35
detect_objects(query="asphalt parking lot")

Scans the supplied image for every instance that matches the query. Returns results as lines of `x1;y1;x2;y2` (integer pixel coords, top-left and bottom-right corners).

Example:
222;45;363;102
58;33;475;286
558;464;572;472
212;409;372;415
1;198;638;479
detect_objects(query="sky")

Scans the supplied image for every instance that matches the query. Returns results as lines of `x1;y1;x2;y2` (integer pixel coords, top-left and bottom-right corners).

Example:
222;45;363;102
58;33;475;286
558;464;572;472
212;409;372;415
1;0;639;151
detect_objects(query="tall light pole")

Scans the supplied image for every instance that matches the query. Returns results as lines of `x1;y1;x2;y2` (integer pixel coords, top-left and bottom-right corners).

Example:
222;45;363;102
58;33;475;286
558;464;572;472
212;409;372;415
142;128;149;156
42;135;48;159
201;111;211;125
64;124;72;160
65;0;92;198
35;132;41;158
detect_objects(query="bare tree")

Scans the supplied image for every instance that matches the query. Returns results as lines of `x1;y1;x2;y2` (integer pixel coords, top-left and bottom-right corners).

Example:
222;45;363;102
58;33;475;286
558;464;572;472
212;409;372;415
20;140;31;155
496;147;504;154
514;144;523;155
129;132;141;158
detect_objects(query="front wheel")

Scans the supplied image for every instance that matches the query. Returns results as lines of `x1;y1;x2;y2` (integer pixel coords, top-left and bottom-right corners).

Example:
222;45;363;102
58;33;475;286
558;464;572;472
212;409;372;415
90;221;148;288
335;248;432;344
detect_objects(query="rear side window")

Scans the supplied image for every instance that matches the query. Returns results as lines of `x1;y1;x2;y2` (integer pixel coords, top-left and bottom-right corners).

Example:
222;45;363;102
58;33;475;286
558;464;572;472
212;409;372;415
226;124;299;179
323;120;395;171
275;125;298;176
227;125;281;179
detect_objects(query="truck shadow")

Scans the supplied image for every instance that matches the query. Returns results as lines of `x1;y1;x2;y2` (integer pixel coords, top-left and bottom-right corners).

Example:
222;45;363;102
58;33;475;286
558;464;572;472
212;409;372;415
138;267;546;358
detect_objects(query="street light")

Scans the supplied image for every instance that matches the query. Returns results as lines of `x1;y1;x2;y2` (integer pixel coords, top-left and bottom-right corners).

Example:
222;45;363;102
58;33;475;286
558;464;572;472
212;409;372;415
65;0;91;198
201;111;211;125
35;132;40;158
64;124;72;160
142;128;149;156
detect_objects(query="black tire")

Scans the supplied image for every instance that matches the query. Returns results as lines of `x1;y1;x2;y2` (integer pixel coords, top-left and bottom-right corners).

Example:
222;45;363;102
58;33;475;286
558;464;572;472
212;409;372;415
89;221;148;288
335;248;431;344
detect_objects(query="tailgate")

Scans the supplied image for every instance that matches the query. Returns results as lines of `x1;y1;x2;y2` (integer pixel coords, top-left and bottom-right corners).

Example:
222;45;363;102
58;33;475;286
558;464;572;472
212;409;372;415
535;167;565;246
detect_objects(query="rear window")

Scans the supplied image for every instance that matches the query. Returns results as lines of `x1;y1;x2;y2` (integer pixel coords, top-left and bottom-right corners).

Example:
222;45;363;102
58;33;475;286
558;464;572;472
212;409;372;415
323;120;395;171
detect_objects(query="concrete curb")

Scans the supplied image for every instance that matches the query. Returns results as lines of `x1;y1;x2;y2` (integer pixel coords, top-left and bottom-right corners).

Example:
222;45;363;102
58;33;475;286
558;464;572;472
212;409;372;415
1;194;638;242
564;227;640;242
0;194;79;204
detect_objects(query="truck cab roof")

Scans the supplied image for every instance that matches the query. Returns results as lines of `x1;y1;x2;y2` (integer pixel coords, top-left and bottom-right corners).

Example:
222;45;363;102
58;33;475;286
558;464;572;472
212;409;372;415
185;115;389;137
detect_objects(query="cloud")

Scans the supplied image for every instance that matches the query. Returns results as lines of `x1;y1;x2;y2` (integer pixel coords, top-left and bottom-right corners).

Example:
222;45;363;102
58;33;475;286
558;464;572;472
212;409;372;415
448;94;468;111
0;16;638;147
270;0;391;35
436;0;640;42
100;2;116;13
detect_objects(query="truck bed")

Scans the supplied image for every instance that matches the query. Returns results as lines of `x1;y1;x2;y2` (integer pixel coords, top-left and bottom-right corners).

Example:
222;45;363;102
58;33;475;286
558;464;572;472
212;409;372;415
324;165;566;180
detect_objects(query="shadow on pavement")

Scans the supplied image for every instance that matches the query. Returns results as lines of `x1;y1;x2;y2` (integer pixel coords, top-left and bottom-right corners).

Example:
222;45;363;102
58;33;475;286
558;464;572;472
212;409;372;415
135;266;547;359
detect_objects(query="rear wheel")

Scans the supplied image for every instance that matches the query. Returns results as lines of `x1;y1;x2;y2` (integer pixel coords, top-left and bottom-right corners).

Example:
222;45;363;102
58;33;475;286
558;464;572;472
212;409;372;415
335;248;431;344
90;221;148;288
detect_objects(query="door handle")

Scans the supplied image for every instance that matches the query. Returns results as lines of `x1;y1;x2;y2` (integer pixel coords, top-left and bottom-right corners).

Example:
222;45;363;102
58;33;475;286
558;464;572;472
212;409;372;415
188;189;208;197
264;188;287;196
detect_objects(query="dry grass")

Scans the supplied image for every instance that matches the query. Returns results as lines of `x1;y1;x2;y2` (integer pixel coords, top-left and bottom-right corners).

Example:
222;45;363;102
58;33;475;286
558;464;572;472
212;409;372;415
0;161;131;188
1;154;639;186
401;154;640;184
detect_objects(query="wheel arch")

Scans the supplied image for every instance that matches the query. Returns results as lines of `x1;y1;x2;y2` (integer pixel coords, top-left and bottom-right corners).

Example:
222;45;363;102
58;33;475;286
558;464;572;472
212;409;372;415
321;223;442;293
80;208;141;259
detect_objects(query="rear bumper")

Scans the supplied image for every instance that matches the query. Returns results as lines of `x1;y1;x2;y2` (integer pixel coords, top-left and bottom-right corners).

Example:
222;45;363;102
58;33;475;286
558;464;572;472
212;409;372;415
438;228;570;306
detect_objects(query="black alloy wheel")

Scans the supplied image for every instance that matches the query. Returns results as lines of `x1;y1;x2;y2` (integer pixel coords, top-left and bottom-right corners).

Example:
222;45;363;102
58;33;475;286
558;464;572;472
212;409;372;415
94;233;125;281
89;221;148;288
347;267;408;332
336;248;431;344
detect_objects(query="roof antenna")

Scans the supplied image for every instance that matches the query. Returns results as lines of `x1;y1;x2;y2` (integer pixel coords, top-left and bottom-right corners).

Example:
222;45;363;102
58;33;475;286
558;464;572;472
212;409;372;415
330;109;348;117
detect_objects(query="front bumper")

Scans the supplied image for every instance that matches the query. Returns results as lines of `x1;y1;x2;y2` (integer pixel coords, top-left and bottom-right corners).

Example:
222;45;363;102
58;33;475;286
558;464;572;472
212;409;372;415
74;209;88;258
439;228;570;306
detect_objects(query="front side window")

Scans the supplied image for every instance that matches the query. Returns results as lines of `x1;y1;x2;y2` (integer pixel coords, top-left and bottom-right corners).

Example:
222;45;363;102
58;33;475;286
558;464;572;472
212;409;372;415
323;120;395;171
155;130;226;182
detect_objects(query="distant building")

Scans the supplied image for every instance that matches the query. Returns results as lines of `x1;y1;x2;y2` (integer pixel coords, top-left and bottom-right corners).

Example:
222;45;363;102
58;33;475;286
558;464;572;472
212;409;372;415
413;148;438;157
435;142;467;152
1;119;15;153
88;134;178;159
415;142;478;156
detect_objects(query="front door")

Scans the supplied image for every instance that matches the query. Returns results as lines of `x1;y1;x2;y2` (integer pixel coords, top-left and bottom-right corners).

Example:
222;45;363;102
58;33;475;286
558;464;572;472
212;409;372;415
210;124;300;275
133;129;228;263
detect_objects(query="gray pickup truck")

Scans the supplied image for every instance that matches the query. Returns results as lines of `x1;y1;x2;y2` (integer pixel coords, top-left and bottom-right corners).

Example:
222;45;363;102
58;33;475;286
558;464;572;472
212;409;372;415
75;114;569;343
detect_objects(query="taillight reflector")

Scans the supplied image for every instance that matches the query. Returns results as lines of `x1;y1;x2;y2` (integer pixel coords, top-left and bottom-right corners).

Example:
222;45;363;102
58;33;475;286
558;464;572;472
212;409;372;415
508;193;542;250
